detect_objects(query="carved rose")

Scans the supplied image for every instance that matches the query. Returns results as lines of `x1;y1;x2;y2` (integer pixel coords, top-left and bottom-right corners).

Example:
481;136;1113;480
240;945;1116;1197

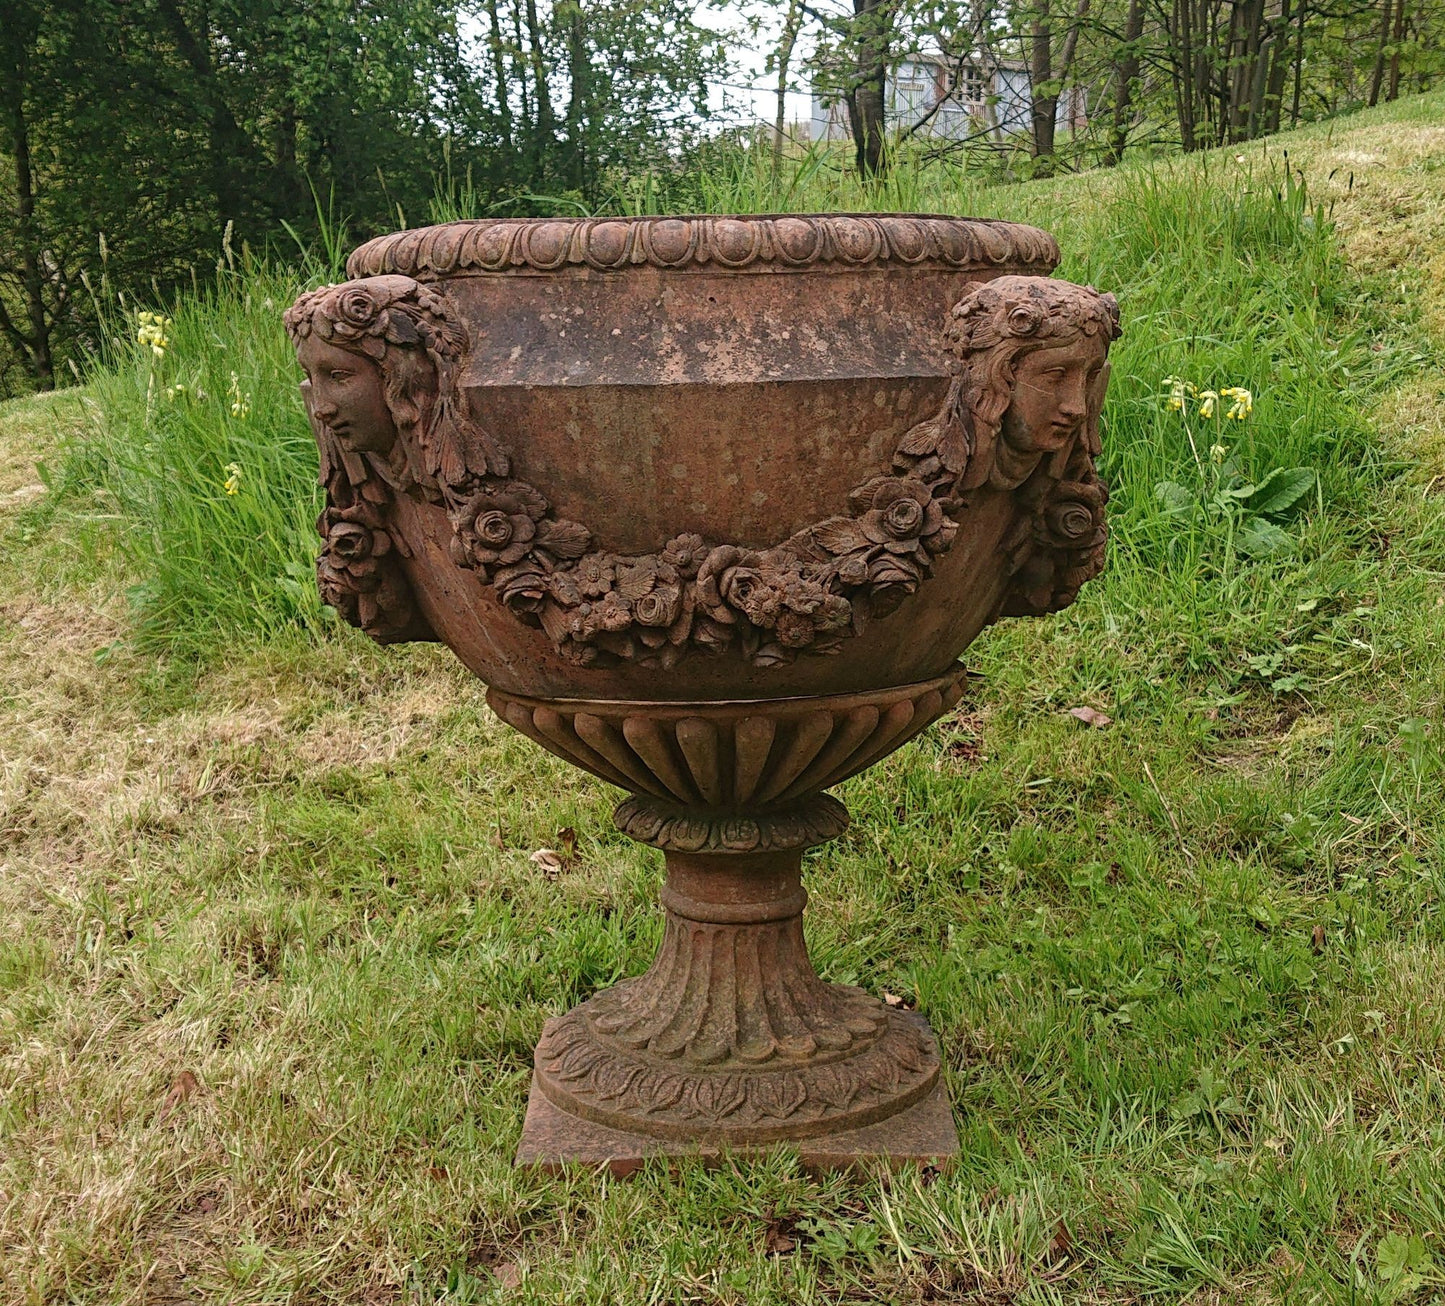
633;585;682;628
1041;480;1107;548
337;287;379;328
848;477;956;559
450;481;548;571
317;508;390;599
315;505;420;639
720;565;781;627
494;560;548;614
695;545;851;661
1045;499;1098;544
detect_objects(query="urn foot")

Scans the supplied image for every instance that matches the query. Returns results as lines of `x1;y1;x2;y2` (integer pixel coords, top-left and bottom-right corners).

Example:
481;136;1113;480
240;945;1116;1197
517;1015;958;1176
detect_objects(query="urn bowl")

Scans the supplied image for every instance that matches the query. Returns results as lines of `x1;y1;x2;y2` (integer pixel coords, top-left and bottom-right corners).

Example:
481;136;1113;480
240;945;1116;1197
336;213;1096;704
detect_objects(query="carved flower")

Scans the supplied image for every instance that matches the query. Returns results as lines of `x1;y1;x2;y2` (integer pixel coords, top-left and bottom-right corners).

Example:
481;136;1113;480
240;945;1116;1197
317;508;389;596
867;553;923;615
450;481;548;571
697;543;851;654
589;592;633;633
1007;300;1046;336
315;505;418;639
1041;481;1107;548
774;609;817;649
575;552;617;598
720;565;782;627
848;477;953;558
327;520;379;566
633;584;683;628
494;560;548;614
337;287;380;329
660;532;708;578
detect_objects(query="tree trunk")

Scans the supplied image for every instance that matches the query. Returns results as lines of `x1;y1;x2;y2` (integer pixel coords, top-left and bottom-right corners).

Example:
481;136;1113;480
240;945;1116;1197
5;89;53;389
1104;0;1145;164
523;0;556;167
1386;0;1408;100
154;0;251;229
1231;0;1266;140
1369;0;1395;105
1290;0;1306;123
1029;0;1057;167
484;0;513;148
773;0;803;185
561;0;589;192
1175;0;1198;151
848;0;890;178
1262;0;1293;133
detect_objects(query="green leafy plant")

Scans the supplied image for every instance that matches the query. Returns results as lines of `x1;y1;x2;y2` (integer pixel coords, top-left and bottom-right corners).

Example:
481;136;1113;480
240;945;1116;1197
1155;378;1319;558
1376;1231;1439;1299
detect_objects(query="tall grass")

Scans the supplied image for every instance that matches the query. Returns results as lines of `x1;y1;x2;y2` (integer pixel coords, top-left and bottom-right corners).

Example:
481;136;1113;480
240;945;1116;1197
56;261;331;655
55;148;1410;670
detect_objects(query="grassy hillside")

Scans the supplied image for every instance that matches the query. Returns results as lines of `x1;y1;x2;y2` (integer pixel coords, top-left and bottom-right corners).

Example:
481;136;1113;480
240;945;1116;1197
1;91;1443;1304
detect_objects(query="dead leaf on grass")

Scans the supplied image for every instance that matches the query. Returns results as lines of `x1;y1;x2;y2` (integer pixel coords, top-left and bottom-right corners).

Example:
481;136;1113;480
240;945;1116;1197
558;826;577;863
492;1261;523;1289
1046;1218;1074;1262
529;849;565;879
157;1070;200;1124
764;1218;798;1255
1312;923;1326;953
883;992;913;1009
1068;706;1113;728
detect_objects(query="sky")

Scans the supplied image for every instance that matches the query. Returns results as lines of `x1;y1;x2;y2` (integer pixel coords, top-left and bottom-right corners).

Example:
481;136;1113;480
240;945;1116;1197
699;3;817;129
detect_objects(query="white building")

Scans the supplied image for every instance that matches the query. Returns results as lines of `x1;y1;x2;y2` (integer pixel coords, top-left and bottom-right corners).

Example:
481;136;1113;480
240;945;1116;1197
809;55;1086;144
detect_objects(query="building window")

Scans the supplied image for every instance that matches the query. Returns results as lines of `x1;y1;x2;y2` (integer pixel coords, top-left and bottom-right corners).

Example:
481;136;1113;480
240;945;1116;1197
959;64;985;110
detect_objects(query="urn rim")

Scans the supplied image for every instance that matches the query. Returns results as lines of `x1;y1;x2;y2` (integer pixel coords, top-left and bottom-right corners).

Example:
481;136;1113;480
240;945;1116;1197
346;212;1061;281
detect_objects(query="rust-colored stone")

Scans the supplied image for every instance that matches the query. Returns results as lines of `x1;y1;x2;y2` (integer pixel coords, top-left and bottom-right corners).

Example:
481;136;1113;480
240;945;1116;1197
284;214;1120;1170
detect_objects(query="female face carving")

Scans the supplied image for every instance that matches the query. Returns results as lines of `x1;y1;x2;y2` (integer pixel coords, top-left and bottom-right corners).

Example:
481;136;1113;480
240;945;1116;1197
1004;335;1107;450
297;335;395;453
994;333;1108;485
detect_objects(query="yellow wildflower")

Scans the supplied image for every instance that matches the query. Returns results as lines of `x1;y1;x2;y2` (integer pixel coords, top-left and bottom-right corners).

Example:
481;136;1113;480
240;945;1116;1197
1197;389;1218;419
136;311;171;359
1220;386;1254;420
223;462;242;496
1162;375;1195;412
228;371;251;419
1209;443;1228;464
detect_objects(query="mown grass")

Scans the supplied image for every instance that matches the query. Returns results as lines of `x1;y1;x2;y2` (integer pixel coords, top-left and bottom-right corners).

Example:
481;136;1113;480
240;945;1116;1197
1;92;1443;1304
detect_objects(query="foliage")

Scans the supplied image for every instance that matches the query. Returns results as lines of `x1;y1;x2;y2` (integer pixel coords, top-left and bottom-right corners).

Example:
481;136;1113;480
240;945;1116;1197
0;0;723;394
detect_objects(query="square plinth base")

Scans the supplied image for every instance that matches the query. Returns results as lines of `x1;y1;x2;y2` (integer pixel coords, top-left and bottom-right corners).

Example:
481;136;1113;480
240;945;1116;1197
515;1077;959;1178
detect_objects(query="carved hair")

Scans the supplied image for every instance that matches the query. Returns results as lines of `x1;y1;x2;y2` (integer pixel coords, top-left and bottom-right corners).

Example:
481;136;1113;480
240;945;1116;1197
284;274;506;484
946;275;1120;492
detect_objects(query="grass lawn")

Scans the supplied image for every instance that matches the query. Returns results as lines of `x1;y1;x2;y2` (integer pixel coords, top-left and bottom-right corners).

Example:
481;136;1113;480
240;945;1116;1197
2;94;1444;1304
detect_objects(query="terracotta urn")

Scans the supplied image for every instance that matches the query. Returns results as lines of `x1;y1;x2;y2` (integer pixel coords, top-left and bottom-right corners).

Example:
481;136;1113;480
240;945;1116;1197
284;214;1119;1172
